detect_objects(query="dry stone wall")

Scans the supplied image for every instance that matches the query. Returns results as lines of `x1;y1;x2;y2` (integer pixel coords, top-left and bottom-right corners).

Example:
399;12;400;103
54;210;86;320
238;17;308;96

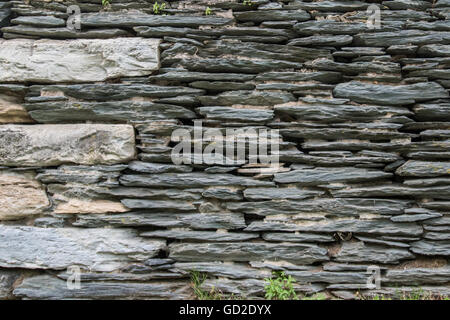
0;0;449;300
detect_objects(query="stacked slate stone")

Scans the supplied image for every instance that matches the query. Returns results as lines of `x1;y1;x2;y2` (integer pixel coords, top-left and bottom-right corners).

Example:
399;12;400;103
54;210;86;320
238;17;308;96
0;0;449;300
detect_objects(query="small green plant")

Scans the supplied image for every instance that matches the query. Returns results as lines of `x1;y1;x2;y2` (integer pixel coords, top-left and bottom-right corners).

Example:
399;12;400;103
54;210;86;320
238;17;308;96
243;0;253;5
190;270;224;300
205;6;212;16
264;271;298;300
302;293;328;300
153;1;167;15
102;0;110;7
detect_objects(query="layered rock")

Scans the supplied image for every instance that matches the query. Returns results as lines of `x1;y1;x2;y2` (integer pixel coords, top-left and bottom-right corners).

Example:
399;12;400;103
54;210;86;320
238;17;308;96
0;38;160;83
0;124;135;166
0;171;49;220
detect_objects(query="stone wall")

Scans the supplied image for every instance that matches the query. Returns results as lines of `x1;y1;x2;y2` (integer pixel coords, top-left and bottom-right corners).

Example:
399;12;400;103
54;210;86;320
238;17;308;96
0;0;449;300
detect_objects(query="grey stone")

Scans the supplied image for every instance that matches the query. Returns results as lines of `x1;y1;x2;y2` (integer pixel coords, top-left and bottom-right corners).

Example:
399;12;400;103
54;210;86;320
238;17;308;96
355;236;410;248
391;212;443;223
1;26;130;39
354;30;450;47
274;167;392;185
121;199;196;211
202;187;243;201
418;44;450;57
24;101;196;123
175;57;303;74
0;124;135;167
331;184;450;200
335;242;415;264
334;81;448;105
173;262;270;279
128;161;193;174
11;16;65;27
169;242;329;264
294;20;369;35
422;202;450;210
243;187;324;201
81;12;233;27
287;270;368;285
0;38;160;83
196;40;331;63
0;270;20;299
0;226;165;271
413;103;450;121
0;8;11;29
190;81;255;92
383;0;432;10
306;58;401;75
35;84;204;101
73;212;247;230
14;275;192;300
149;71;255;82
36;165;126;184
56;271;184;281
229;198;409;217
120;173;273;188
262;232;335;243
280;127;412;141
396;161;450;177
424;232;450;241
197;107;274;122
387;45;418;55
255;71;341;83
288;35;353;47
234;10;310;22
275;104;411;122
410;240;450;256
385;268;450;285
140;230;258;242
291;1;369;11
246;219;423;237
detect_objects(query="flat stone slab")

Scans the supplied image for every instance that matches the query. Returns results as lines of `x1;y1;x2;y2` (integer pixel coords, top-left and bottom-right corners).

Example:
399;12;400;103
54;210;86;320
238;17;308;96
0;170;49;220
169;242;329;264
14;275;192;300
0;226;165;271
0;38;160;83
334;81;448;105
396;160;450;177
0;124;135;166
335;242;415;264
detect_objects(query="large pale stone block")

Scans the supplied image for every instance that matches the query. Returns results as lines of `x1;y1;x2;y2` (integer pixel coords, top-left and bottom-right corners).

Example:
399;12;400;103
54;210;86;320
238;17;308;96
0;124;136;166
0;38;160;83
0;171;50;220
0;225;166;271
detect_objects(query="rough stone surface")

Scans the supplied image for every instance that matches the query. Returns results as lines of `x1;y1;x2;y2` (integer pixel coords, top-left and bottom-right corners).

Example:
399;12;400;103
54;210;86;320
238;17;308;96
334;81;448;105
0;170;49;220
2;0;450;300
0;38;160;83
169;242;329;264
14;275;193;300
0;124;135;166
0;225;165;271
